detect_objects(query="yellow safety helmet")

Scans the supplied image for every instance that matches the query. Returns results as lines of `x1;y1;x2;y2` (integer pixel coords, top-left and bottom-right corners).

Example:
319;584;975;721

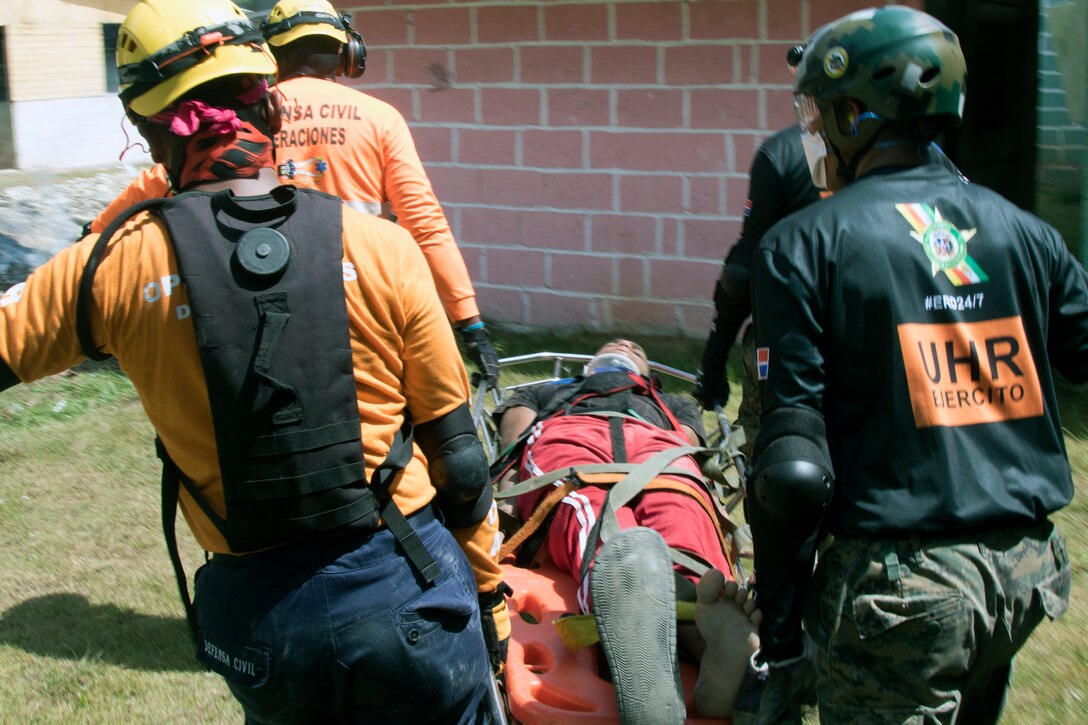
117;0;276;117
263;0;348;47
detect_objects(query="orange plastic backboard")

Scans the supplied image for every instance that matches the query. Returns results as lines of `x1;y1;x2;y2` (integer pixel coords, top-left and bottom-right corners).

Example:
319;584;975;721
502;559;730;725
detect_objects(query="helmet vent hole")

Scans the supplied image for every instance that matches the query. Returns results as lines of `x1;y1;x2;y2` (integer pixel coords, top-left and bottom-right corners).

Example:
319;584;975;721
872;66;895;83
919;67;941;86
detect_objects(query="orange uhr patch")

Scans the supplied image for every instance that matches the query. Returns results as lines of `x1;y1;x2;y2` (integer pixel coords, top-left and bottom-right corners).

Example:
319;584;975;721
897;316;1043;428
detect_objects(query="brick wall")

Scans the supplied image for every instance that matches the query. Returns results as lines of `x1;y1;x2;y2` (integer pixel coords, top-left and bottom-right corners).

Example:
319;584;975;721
1037;0;1087;190
344;0;913;335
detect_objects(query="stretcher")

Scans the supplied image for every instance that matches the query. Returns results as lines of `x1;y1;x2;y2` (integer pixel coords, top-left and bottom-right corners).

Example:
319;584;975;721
471;353;750;725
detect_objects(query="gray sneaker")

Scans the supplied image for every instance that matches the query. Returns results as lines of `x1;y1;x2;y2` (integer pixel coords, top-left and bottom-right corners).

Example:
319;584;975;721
590;527;685;725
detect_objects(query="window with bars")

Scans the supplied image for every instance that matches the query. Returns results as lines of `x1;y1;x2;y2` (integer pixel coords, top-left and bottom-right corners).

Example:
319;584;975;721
0;28;10;102
103;23;120;93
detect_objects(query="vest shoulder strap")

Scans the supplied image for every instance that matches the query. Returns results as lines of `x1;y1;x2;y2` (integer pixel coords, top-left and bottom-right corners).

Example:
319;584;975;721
77;198;169;361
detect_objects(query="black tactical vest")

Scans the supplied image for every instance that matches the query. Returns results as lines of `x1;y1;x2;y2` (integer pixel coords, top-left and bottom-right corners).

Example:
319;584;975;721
158;187;379;552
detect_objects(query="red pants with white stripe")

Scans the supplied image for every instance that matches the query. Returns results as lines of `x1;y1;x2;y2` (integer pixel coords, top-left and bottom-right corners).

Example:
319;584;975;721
516;416;733;613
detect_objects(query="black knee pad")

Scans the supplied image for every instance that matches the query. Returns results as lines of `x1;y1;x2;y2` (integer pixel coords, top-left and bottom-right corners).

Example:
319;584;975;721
749;407;834;526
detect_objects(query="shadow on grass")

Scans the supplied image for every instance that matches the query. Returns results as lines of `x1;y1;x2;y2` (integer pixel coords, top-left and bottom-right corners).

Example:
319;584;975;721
0;592;202;672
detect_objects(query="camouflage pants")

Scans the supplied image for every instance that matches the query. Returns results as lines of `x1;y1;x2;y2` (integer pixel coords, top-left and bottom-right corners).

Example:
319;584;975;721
737;324;760;458
804;521;1070;724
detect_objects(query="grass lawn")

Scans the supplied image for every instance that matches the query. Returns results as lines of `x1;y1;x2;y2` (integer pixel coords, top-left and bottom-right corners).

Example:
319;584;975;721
0;329;1084;722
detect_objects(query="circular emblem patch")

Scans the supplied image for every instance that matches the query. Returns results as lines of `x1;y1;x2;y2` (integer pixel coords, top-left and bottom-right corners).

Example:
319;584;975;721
823;47;849;79
922;220;966;271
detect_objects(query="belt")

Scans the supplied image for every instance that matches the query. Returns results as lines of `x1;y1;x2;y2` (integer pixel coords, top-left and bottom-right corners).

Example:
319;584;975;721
211;503;438;563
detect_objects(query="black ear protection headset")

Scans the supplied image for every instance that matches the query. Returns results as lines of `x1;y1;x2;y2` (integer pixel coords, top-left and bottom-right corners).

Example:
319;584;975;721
337;14;367;79
261;11;366;79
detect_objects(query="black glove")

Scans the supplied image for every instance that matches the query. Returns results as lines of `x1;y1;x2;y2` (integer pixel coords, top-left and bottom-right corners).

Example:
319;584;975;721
479;583;513;674
693;339;731;411
693;268;751;410
460;323;500;387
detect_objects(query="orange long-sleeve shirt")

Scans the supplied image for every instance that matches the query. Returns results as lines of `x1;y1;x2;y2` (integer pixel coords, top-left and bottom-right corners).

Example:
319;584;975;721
90;76;479;324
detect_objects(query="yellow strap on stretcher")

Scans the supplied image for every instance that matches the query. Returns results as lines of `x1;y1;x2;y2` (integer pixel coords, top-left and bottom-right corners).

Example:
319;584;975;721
554;601;697;651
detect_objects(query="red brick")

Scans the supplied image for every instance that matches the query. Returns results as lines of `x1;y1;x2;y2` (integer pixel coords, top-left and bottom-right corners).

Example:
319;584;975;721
411;126;453;163
590;213;659;255
664;45;736;86
345;48;389;85
591;46;657;85
616;89;683;129
460;207;519;245
481;88;541;126
659;218;683;257
544;172;613;211
618;174;684;214
487;248;547;287
542;4;610;42
361;87;414;118
809;0;882;32
413;7;471;45
685;218;738;261
590;131;727;173
615;2;682;41
427;166;481;204
649;259;718;300
521;45;586;85
481;169;546;206
679;302;714;336
527;292;595;328
758;43;799;85
604;299;677;330
458;244;482;280
765;89;796;131
688;176;724;216
353;9;409;47
392;48;452;85
689;0;759;40
523;129;585;169
456;48;515;84
617;257;648;297
731;132;762;173
458;129;517;166
690;89;760;130
550;253;615;294
478;5;539;43
549;89;610;128
521;210;587;250
419;87;476;123
476;287;526;325
767;0;803;41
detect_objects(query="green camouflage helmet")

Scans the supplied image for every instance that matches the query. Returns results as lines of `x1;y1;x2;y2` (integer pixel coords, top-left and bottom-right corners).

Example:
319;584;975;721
792;5;966;155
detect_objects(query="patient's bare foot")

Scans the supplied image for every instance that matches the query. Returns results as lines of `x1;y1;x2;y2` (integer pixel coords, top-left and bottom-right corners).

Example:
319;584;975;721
692;568;761;717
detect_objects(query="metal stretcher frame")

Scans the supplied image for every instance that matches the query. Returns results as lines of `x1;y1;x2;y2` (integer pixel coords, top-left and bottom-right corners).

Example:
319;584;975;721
472;353;748;725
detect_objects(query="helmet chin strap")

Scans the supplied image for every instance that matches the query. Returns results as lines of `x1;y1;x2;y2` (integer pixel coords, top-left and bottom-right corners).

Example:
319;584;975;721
831;111;886;184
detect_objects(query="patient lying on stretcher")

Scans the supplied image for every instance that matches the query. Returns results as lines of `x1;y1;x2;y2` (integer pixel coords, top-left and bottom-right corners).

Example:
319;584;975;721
493;339;760;720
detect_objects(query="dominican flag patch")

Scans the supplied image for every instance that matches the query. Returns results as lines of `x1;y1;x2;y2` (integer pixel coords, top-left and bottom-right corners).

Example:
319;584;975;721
743;199;753;217
756;347;770;380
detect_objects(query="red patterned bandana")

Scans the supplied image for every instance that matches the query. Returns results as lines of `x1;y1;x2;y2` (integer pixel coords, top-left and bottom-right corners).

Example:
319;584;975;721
147;79;274;189
176;121;274;188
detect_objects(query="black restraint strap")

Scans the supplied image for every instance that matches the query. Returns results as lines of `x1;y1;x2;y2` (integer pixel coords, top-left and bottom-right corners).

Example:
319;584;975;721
157;438;200;643
369;421;442;585
609;416;627;464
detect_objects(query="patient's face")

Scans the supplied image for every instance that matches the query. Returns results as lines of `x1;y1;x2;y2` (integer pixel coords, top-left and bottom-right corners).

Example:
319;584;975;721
595;339;650;376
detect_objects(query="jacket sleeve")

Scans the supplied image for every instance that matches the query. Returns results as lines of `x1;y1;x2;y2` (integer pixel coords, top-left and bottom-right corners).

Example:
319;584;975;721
748;229;829;661
89;165;172;234
381;109;479;324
